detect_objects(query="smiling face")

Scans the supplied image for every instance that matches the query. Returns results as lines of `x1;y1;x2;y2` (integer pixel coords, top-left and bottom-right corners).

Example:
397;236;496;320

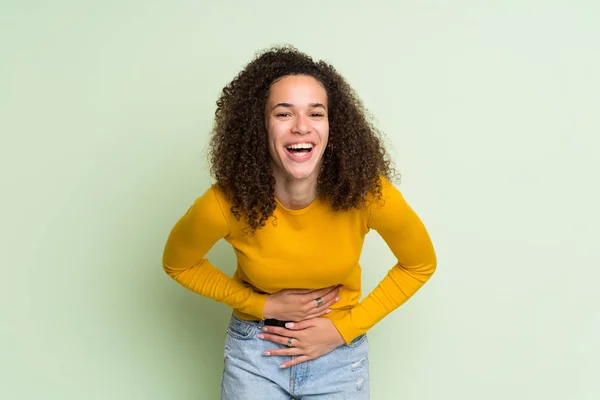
265;74;330;183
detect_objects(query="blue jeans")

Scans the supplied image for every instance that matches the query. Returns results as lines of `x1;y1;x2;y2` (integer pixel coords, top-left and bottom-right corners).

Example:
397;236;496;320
221;314;370;399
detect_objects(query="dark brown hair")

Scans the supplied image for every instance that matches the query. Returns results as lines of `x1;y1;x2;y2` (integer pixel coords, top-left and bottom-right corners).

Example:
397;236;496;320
209;45;394;232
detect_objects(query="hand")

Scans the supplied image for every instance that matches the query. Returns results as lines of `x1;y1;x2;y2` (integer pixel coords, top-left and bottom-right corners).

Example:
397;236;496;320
258;318;345;368
263;285;342;322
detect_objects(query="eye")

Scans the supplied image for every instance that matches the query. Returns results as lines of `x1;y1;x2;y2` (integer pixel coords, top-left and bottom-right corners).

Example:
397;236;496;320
276;112;291;117
310;113;325;118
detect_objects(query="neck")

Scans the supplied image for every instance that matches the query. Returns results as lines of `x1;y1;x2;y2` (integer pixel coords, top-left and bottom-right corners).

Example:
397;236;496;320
273;173;318;210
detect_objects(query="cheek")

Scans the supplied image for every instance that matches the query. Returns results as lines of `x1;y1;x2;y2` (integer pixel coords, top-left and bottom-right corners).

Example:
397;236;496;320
266;123;277;144
320;123;330;144
266;126;284;155
270;121;294;145
267;135;278;156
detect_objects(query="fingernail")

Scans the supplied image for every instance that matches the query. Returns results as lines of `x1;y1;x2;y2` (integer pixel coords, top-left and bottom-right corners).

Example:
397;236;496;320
262;327;268;332
335;296;340;301
326;309;332;313
285;322;295;328
257;334;264;339
279;364;286;369
264;351;270;356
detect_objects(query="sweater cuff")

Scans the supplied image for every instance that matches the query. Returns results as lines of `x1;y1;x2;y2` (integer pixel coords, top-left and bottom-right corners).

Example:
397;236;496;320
244;292;269;320
331;310;367;345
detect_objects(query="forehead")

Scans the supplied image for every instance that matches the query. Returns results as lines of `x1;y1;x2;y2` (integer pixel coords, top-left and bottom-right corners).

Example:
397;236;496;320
267;75;327;104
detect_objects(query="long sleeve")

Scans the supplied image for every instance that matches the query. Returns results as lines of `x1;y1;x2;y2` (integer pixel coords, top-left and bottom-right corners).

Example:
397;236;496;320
162;186;268;319
332;178;437;343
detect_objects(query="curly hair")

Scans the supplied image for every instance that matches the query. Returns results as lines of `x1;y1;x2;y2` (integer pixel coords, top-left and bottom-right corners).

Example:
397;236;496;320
209;45;394;232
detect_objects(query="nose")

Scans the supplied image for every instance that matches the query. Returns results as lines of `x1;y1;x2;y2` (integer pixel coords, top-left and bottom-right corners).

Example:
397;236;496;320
291;114;311;135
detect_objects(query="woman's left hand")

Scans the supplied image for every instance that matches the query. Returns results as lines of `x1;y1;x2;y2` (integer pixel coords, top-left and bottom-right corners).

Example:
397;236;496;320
258;318;346;368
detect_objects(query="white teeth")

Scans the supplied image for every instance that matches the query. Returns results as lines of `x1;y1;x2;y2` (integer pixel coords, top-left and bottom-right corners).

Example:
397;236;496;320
286;143;313;150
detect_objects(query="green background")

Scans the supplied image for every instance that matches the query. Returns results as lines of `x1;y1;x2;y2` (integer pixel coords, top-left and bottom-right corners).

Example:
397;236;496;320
2;1;598;399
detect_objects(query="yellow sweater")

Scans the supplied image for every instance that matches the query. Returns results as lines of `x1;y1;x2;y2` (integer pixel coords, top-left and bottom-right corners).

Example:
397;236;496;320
162;177;437;344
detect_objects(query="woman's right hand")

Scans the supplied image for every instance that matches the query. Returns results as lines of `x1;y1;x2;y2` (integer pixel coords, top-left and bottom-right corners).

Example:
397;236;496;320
263;285;342;322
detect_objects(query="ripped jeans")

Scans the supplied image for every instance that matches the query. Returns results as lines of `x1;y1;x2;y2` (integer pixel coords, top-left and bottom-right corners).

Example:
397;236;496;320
221;314;370;400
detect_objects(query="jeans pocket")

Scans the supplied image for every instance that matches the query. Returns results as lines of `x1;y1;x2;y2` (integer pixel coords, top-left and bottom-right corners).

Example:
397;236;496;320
226;315;258;340
346;333;367;348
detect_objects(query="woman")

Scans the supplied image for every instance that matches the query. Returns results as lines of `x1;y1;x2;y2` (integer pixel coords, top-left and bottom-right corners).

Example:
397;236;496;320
162;45;437;399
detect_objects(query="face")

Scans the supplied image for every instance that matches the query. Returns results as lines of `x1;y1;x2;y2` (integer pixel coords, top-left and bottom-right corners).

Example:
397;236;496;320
265;75;329;182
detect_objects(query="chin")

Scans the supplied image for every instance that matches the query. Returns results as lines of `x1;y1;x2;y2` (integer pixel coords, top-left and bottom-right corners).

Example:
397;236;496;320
284;165;319;180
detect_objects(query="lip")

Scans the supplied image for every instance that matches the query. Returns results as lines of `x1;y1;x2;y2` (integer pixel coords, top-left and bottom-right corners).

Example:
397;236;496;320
283;145;315;163
284;140;316;147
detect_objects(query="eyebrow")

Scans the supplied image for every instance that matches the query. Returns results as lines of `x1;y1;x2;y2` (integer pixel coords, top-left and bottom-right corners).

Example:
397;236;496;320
271;102;327;111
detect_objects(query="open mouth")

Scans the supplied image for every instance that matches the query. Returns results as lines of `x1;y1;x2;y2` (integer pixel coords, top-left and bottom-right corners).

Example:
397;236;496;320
285;143;314;155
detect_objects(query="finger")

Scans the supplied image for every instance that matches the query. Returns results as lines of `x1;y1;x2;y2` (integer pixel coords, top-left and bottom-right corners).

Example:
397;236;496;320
261;326;296;337
280;355;311;369
258;333;297;347
304;308;333;320
301;296;340;320
303;285;342;308
300;292;339;316
314;288;341;308
284;319;317;330
263;347;304;357
301;285;340;302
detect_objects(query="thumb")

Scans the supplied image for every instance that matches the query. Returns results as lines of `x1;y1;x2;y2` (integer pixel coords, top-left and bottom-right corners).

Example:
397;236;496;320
285;319;316;330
